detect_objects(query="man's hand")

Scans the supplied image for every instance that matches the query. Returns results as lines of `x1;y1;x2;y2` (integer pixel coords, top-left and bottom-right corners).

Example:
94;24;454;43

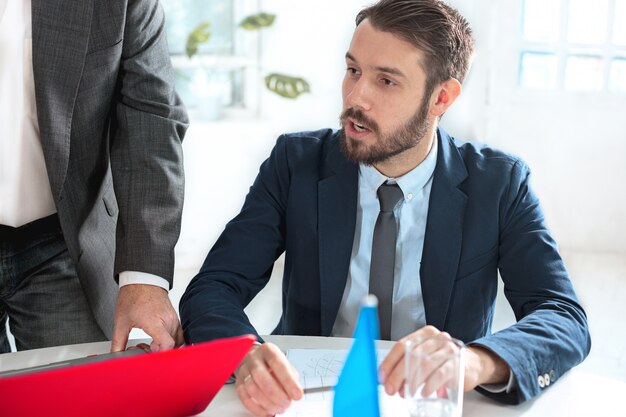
379;325;510;396
235;343;303;417
111;284;184;353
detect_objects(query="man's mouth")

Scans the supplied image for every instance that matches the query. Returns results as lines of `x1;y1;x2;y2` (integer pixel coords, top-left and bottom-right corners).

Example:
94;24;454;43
353;121;369;132
349;118;371;133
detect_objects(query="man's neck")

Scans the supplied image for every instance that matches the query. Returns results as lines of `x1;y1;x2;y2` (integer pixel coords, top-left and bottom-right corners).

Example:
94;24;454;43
373;127;437;178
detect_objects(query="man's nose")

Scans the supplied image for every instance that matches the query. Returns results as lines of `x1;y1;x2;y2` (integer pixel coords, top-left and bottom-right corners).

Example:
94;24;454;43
345;79;372;112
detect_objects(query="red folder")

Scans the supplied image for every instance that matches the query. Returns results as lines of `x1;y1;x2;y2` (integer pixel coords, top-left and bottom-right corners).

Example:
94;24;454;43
0;335;255;417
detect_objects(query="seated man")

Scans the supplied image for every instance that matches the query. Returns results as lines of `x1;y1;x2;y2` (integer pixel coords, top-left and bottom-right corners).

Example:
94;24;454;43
180;0;590;415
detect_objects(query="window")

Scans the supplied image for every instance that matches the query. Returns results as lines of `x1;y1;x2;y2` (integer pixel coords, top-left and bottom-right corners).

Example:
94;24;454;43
163;0;235;55
519;0;626;93
161;0;260;118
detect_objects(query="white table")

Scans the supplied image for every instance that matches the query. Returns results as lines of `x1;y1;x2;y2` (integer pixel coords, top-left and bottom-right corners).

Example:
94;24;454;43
1;336;623;417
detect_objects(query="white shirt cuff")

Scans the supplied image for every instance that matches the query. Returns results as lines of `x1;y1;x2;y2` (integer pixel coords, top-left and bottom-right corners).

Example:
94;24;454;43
118;271;170;291
479;370;517;394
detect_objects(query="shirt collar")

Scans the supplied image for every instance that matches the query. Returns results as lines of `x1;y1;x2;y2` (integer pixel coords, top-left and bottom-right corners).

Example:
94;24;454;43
358;135;439;198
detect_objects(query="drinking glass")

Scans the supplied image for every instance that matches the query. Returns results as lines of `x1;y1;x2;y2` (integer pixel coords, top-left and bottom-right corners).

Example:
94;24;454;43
404;335;465;417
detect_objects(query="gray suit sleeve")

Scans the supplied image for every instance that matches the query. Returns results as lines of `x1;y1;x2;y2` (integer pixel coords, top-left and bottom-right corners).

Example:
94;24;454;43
110;0;188;286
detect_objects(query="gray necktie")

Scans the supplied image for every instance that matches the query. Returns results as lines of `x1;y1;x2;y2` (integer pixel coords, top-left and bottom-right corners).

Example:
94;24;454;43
369;182;404;340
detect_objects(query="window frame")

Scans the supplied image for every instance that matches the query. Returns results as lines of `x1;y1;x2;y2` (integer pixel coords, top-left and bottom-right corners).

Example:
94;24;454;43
501;0;626;103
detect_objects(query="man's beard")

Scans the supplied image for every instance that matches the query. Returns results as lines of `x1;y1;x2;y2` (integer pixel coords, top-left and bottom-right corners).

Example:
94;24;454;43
339;92;432;166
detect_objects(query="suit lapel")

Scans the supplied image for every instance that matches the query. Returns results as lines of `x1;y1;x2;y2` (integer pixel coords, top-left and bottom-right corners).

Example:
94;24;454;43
318;136;358;336
420;130;468;330
31;0;93;200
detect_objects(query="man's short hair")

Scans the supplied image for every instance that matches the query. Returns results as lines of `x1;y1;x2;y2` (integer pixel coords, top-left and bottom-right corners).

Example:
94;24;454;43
356;0;475;91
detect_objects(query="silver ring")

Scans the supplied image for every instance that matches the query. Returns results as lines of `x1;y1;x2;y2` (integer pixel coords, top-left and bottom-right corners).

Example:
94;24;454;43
244;374;252;383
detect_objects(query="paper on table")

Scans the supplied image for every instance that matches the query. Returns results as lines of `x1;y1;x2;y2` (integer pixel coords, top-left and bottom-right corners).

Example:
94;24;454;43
281;349;407;417
286;348;390;389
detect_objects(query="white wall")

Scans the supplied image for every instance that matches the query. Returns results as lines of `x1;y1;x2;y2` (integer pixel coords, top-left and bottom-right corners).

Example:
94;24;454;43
481;0;626;253
256;0;370;133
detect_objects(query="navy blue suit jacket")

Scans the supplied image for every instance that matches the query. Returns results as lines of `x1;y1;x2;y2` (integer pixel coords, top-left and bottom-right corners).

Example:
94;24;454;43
180;128;590;403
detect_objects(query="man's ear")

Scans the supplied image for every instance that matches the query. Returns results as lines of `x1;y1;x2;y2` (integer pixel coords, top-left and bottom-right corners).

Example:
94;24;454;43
430;78;462;117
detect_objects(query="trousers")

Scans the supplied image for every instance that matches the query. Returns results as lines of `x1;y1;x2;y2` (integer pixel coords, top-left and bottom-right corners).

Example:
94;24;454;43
0;214;106;353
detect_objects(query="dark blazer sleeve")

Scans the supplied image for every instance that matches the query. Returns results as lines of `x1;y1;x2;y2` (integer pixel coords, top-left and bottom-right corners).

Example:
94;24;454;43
180;136;292;344
110;0;188;284
471;159;591;403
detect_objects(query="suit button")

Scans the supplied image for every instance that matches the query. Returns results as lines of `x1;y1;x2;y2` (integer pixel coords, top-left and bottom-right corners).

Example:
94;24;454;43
544;373;551;386
549;370;556;381
538;375;545;388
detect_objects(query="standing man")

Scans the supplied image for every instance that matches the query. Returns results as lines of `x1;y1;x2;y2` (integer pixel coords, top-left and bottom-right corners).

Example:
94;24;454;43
0;0;187;353
180;0;590;415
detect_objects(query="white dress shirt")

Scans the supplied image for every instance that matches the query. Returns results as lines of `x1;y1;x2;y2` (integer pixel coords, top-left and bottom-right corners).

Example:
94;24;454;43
0;0;167;290
0;0;55;227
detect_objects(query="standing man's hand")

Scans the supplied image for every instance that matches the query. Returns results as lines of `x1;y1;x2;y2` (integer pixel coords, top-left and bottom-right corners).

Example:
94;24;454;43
111;284;184;353
235;343;303;417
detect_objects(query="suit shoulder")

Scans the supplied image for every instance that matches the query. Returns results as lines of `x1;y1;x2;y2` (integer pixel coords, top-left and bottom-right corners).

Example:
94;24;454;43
276;128;340;160
451;136;529;175
279;128;338;147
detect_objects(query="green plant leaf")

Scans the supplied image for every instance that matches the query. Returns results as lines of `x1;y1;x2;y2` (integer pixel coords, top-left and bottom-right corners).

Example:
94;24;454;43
264;73;310;99
186;21;212;58
239;13;276;30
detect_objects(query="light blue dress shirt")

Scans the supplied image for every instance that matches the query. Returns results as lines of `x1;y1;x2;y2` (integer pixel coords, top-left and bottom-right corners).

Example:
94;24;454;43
331;139;438;341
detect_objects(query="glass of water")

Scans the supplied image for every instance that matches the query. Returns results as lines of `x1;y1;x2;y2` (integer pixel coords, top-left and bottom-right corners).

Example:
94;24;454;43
404;335;465;417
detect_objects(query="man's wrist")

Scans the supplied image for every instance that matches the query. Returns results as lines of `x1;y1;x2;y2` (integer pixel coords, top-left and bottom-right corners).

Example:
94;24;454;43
236;343;262;375
229;343;262;384
466;345;510;386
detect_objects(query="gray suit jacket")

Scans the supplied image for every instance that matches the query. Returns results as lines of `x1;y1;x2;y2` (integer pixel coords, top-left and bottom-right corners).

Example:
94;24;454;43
32;0;188;337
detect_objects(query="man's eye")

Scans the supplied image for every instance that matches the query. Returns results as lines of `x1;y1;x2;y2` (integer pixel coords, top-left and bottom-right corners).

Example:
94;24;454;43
381;78;395;86
347;67;359;75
